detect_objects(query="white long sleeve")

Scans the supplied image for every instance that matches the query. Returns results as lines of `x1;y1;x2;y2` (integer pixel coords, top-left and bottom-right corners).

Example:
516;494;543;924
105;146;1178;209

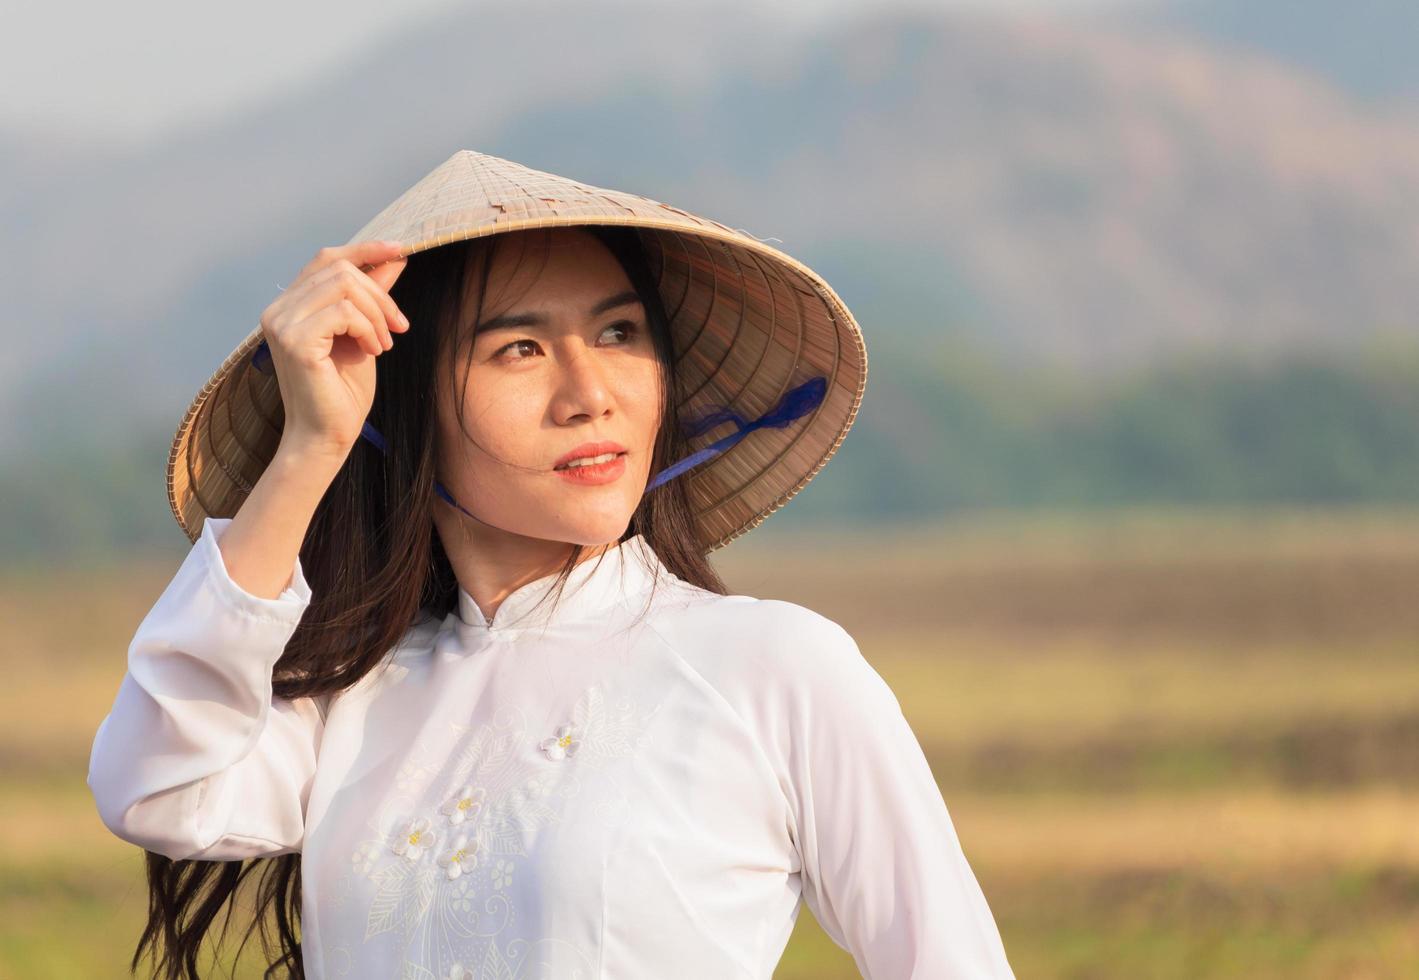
748;602;1016;979
645;595;1017;979
81;527;1015;977
87;516;324;862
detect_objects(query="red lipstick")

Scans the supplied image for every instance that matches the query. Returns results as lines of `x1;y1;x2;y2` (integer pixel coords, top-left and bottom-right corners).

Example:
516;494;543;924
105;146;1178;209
553;441;629;486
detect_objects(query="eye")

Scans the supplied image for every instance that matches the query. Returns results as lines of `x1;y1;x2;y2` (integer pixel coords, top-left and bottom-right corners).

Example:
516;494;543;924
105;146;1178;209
493;338;542;361
491;321;641;362
601;320;640;344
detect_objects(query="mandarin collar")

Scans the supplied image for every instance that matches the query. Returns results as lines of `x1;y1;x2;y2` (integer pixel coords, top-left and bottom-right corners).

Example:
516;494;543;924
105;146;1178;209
453;534;662;633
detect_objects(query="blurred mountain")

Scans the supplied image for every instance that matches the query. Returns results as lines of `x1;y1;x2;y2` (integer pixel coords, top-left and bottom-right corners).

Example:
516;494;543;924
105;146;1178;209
11;333;1419;563
1127;0;1419;103
6;0;1419;558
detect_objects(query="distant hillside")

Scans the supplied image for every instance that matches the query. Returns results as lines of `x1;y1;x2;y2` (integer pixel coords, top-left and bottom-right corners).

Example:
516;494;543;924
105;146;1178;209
9;333;1419;565
6;1;1419;484
1126;0;1419;103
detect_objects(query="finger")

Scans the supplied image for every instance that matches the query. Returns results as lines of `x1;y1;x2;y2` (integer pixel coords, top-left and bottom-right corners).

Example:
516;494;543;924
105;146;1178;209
295;263;397;349
364;257;410;330
294;239;405;290
333;264;397;349
318;298;385;358
328;257;408;340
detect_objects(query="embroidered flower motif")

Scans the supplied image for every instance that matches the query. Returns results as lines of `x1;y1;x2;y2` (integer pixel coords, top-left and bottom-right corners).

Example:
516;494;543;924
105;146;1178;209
390;816;437;862
490;858;514;891
448;875;477;915
338;687;655;974
439;783;487;825
351;839;382;877
538;723;581;760
438;830;480;881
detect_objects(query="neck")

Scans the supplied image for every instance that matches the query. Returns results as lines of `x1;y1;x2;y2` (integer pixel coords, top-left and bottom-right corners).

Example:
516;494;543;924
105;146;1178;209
434;518;617;625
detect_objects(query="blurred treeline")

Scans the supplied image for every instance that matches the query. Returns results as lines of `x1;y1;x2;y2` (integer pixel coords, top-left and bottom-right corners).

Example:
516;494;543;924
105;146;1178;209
9;333;1419;564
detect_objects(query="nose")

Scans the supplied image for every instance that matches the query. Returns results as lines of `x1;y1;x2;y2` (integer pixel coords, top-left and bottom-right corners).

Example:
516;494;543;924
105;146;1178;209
550;339;615;424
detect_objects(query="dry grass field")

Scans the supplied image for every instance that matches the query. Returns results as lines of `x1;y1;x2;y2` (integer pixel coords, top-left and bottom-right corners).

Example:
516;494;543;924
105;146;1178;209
3;506;1417;977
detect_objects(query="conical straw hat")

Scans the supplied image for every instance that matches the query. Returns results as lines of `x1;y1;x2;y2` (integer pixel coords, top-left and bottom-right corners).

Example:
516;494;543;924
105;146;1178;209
167;149;868;554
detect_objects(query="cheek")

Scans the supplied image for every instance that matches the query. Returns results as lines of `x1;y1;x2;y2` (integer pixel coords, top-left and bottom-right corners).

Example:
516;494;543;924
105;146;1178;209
625;365;664;446
441;379;541;469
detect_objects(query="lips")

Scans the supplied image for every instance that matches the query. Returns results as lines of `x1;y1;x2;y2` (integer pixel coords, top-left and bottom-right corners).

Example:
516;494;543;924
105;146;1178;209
553;440;629;471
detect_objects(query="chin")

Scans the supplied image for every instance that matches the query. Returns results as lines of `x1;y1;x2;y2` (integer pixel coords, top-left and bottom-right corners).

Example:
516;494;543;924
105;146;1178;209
538;511;637;549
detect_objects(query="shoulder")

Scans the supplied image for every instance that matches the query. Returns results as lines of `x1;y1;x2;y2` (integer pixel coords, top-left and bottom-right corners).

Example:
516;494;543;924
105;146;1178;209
647;578;851;650
643;584;889;710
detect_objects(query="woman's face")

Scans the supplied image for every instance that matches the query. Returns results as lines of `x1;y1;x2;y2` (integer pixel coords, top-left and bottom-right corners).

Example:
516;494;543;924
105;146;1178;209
432;228;663;550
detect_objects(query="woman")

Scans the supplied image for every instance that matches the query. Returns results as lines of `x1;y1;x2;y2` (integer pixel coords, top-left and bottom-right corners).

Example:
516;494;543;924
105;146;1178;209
88;150;1015;979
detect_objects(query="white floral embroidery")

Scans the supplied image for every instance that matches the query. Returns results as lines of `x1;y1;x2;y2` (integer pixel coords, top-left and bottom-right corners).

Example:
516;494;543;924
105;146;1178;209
390;816;437;862
440;783;487;825
330;681;660;978
448;875;477;916
538;723;581;760
568;684;658;771
439;830;480;880
351;839;381;877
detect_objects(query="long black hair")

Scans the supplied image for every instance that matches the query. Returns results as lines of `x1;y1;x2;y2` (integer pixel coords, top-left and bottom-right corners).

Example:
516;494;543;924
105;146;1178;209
130;225;728;978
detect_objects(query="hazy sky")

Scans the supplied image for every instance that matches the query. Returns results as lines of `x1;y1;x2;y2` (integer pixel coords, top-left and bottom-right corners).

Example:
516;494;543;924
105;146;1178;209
7;0;1130;145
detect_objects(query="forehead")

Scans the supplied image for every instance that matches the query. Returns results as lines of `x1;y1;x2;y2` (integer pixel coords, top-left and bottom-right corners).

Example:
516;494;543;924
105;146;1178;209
470;228;631;313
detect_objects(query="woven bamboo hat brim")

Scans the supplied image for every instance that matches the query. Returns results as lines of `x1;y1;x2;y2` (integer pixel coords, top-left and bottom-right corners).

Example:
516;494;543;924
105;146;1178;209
167;149;868;554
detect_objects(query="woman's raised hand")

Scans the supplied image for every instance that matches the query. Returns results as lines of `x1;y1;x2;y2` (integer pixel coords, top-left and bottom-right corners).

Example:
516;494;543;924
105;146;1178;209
258;240;410;460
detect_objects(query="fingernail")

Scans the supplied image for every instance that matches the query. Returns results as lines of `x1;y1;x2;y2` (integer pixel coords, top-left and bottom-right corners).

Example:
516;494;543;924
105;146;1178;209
399;311;410;328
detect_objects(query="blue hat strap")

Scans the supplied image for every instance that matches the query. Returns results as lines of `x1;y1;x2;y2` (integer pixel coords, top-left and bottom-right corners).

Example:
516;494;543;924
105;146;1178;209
348;416;477;519
250;339;826;513
643;374;827;491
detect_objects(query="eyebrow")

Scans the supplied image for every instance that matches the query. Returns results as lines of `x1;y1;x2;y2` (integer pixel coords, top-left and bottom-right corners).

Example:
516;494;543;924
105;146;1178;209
474;289;644;334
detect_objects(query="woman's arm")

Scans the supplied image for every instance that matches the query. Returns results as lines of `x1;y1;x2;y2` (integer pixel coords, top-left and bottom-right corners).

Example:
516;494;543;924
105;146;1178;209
88;240;408;860
87;513;323;861
764;605;1017;979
